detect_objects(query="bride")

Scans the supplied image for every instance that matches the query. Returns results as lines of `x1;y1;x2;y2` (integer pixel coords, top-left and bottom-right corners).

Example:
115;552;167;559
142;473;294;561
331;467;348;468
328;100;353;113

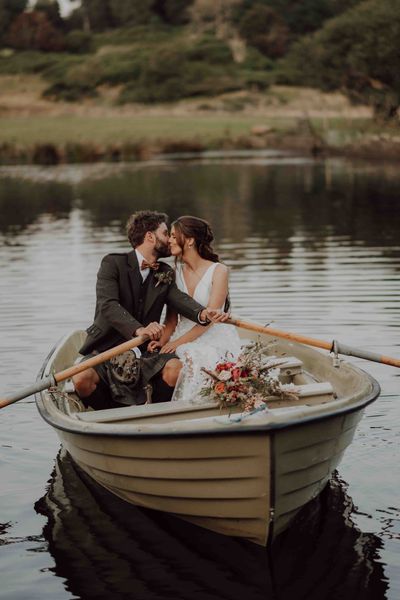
148;215;241;403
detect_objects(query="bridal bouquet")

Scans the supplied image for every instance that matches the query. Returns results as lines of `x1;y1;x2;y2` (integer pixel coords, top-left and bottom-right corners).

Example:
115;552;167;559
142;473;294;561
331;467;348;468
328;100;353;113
200;341;298;412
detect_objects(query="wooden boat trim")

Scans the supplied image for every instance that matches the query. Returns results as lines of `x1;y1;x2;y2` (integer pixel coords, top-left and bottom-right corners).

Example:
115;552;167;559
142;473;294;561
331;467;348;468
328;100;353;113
35;376;380;439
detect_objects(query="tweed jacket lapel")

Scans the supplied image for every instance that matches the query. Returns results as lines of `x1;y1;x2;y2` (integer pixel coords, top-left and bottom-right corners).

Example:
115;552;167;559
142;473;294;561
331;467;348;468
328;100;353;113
127;251;142;314
143;268;162;318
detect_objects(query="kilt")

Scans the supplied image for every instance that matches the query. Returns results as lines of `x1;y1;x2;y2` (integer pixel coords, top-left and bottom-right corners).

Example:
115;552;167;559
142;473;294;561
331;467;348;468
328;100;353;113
84;351;177;407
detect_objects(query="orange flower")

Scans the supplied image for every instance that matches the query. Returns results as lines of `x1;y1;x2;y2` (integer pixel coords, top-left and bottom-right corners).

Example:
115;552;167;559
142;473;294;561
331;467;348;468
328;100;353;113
214;382;226;394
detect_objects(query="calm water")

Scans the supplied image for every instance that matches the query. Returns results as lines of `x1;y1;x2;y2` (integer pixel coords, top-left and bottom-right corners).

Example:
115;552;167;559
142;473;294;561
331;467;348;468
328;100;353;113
0;153;399;599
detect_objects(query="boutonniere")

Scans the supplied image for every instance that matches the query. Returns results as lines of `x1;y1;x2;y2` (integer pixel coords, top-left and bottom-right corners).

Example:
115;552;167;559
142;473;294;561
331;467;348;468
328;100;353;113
154;270;175;287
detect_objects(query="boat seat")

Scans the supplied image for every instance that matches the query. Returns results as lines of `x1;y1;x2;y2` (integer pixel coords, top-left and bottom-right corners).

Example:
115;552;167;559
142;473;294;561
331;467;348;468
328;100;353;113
75;382;335;423
75;400;220;424
267;356;304;382
266;381;336;408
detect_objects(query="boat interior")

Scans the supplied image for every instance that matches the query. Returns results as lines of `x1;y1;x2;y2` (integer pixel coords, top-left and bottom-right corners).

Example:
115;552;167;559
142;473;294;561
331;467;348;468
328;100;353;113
43;330;354;427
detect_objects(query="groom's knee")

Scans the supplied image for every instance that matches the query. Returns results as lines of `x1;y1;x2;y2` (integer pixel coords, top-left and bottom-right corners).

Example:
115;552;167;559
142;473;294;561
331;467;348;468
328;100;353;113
73;368;99;398
162;358;182;387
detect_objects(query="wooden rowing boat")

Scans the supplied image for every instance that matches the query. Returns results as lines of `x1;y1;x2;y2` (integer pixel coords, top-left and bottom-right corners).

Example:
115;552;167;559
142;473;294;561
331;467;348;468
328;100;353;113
35;328;380;546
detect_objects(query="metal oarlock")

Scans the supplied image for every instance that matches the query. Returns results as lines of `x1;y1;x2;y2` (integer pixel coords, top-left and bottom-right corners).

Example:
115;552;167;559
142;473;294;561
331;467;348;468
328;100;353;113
331;340;340;368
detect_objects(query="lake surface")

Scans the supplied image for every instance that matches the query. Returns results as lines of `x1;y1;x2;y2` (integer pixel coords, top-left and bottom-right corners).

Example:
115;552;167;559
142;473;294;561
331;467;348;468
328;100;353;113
0;152;399;599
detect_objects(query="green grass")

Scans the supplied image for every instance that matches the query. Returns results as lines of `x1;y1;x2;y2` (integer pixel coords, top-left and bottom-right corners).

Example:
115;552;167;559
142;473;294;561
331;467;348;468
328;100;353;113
0;114;297;145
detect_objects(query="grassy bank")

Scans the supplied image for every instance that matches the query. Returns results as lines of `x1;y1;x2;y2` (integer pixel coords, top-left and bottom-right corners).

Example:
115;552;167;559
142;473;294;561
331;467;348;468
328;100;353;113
1;77;399;164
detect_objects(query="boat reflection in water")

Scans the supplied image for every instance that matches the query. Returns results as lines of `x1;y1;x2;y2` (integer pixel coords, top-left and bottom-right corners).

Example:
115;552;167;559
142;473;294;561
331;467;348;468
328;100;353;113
35;450;387;600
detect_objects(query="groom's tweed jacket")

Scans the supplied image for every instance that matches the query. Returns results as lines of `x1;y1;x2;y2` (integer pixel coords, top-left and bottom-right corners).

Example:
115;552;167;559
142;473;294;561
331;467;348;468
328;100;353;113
79;251;205;356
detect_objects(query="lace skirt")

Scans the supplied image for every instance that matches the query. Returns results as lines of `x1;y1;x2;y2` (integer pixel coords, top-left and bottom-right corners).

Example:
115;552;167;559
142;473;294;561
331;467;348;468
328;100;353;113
170;320;242;404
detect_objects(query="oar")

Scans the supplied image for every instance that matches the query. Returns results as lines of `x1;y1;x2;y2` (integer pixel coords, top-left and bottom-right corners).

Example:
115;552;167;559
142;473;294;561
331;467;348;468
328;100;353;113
228;316;400;368
0;334;149;410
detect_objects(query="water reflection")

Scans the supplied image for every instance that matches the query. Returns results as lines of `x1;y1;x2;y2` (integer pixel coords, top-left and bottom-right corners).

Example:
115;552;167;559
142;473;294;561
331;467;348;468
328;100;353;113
1;160;400;256
35;450;387;600
0;177;73;236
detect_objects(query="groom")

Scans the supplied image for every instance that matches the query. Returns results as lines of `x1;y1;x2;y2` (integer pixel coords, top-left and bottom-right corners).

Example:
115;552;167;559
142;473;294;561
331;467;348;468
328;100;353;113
73;210;225;409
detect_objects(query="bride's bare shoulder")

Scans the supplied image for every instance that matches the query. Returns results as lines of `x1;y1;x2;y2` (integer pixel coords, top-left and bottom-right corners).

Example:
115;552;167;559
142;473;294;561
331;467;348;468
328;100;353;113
215;262;228;274
212;263;229;283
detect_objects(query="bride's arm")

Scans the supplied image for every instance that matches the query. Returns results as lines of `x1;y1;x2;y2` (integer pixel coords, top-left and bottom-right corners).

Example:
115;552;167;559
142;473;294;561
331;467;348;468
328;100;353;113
161;264;229;353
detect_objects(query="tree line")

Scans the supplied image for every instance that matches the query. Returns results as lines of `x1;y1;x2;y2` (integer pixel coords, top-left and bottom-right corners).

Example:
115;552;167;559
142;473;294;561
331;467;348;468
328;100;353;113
0;0;362;53
0;0;399;120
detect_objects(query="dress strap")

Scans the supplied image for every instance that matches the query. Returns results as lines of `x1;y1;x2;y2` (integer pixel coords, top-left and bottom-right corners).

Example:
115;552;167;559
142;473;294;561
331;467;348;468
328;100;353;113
205;262;219;281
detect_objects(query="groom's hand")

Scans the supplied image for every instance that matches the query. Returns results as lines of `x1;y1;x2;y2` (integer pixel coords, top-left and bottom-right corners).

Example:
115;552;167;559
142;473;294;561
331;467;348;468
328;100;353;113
201;308;230;323
136;322;165;340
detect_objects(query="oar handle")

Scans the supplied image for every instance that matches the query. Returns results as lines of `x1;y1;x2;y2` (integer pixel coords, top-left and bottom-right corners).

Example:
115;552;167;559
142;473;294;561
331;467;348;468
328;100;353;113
0;334;149;410
228;316;400;368
227;317;332;351
54;334;149;384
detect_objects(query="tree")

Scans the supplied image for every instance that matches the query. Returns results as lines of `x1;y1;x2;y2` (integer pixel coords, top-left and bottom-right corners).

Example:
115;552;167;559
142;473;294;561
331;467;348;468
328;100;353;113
34;0;64;29
0;0;28;45
238;4;289;58
236;0;363;37
153;0;194;25
189;0;241;33
108;0;155;26
280;0;400;120
80;0;114;31
80;0;156;30
6;10;65;51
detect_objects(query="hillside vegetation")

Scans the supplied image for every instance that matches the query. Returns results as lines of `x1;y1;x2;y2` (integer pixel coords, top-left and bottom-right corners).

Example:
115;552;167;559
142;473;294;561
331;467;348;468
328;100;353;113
0;0;399;163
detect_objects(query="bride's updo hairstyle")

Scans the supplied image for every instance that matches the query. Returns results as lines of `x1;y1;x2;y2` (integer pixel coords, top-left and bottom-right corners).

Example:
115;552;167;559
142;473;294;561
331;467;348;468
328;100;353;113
172;216;219;262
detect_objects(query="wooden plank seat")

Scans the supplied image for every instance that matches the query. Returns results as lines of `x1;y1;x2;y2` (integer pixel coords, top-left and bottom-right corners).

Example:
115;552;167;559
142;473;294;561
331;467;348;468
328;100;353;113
265;356;304;382
75;399;222;424
265;381;335;409
75;381;335;424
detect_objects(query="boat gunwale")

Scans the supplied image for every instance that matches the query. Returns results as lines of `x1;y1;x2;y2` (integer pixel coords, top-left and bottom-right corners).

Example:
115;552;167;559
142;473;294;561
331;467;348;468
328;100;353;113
34;331;381;439
35;379;380;439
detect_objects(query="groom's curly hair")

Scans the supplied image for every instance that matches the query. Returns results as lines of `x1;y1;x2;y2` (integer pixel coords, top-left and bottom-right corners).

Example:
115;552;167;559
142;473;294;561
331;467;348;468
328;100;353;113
126;210;168;248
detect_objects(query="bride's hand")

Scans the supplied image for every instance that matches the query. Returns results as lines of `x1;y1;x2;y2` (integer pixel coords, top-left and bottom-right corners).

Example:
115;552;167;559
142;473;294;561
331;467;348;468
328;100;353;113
147;340;162;353
202;308;230;323
161;340;180;354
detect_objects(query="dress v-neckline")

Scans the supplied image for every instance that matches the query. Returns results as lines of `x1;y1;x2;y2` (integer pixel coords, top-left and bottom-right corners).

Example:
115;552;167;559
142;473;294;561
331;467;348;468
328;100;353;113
181;263;216;298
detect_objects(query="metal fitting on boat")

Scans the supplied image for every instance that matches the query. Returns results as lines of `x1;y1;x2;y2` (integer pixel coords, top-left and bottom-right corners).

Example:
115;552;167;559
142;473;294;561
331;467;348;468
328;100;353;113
331;339;340;368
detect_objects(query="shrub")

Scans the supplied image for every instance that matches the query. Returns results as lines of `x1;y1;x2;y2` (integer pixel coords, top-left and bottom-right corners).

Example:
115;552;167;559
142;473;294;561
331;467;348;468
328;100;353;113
64;30;93;54
240;69;270;91
153;0;194;24
40;54;85;81
241;46;274;71
238;4;289;58
127;47;187;102
42;81;98;101
279;0;400;120
94;51;146;85
0;50;58;74
186;37;232;63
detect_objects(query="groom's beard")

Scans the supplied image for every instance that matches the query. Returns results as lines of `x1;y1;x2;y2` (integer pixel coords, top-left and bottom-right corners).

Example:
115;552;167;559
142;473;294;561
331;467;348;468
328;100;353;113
154;236;171;259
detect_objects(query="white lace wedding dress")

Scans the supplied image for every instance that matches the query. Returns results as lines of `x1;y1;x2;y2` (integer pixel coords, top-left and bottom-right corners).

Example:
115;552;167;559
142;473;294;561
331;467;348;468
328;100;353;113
170;262;242;403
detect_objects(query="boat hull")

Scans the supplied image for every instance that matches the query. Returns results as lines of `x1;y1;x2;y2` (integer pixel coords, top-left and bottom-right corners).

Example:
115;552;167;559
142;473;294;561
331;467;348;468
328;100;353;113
59;429;272;545
35;329;380;545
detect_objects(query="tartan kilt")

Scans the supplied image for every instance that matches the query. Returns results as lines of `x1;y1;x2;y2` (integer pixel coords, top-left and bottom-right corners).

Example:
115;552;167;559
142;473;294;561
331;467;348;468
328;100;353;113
94;351;177;406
